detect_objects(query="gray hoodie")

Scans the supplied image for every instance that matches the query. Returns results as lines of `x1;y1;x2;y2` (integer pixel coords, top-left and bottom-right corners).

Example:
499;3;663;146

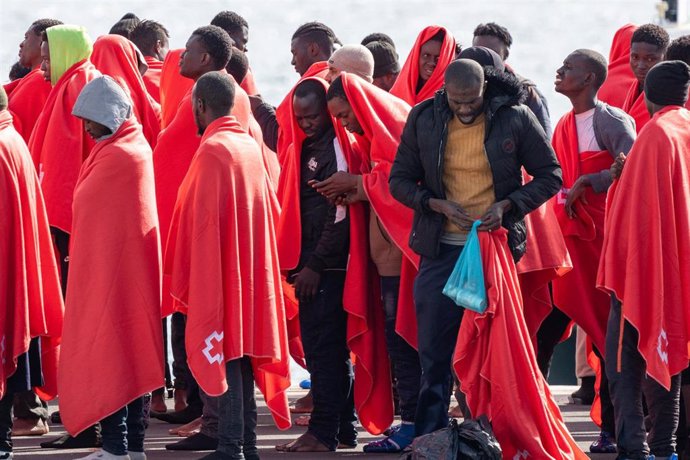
72;75;132;142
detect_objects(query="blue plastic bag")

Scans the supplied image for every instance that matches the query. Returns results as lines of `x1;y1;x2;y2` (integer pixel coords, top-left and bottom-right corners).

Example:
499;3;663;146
442;220;487;313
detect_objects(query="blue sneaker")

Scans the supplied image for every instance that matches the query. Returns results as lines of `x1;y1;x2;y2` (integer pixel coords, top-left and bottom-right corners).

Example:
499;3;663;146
589;431;617;454
648;454;678;460
363;423;414;453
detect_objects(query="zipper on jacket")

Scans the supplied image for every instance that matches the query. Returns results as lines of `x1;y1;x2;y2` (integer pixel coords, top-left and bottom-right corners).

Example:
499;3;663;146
437;123;448;200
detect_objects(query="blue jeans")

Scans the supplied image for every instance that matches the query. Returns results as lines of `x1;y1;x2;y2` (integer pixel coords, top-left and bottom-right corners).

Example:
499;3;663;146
214;357;258;459
100;396;146;455
413;244;464;436
299;270;355;450
380;276;421;423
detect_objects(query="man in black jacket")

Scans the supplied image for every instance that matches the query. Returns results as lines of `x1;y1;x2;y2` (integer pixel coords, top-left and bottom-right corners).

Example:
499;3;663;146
389;59;561;436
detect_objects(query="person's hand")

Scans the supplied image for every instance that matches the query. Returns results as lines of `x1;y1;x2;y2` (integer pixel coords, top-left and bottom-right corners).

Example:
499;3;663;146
564;176;590;218
477;200;512;232
294;267;321;303
610;152;626;180
248;94;265;113
310;172;359;200
334;194;359;206
429;199;475;231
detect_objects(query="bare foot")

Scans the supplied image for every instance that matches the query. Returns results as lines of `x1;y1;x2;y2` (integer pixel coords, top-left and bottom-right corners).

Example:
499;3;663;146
12;418;49;436
178;417;202;437
174;388;187;412
275;431;331;452
448;404;463;418
290;390;313;414
294;415;310;426
151;392;167;413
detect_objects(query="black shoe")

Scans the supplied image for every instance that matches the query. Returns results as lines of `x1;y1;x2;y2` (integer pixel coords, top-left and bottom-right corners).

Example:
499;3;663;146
152;404;202;424
165;432;218;451
197;452;233;459
40;426;102;449
569;376;595;405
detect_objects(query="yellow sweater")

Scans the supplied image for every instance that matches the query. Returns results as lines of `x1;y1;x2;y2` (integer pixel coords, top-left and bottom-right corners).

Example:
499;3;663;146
443;114;495;234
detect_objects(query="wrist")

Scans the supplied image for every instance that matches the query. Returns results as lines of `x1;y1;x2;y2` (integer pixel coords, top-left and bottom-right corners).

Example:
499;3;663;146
498;199;512;213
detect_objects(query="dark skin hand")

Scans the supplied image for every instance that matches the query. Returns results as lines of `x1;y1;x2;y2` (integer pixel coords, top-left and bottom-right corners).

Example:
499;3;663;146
248;94;265;113
610;152;626;180
564;176;590;219
310;172;359;200
477;200;513;232
294;266;321;303
429;198;475;231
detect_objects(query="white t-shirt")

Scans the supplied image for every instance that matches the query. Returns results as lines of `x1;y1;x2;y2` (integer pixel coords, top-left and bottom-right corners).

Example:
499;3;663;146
574;108;601;153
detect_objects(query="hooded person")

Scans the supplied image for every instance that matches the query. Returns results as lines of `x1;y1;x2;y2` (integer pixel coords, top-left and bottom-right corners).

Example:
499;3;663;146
599;60;690;460
130;19;170;104
551;48;636;453
390;25;456;106
0;86;64;459
312;74;421;451
598;24;638;108
90;34;162;148
4;19;63;143
59;75;163;460
621;23;669;132
325;44;375;83
165;71;291;460
365;40;400;92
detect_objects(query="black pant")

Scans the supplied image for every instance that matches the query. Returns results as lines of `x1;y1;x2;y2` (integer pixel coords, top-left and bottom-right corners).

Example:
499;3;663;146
606;296;681;459
216;357;258;459
100;397;146;455
414;244;464;436
380;276;421;423
299;271;355;450
171;312;201;409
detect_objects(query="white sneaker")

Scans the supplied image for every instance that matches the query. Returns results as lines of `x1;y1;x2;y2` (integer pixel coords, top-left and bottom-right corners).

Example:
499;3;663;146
128;452;146;460
76;449;130;460
0;450;12;459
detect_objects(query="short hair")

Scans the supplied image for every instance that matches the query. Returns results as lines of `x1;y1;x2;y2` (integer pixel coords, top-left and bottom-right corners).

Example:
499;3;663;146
194;71;235;116
573;49;608;89
631;23;670;50
30;19;63;36
192;25;233;70
473;22;513;49
0;86;8;111
666;35;690;65
445;59;485;89
292;22;340;52
9;61;31;81
109;13;141;38
294;78;327;106
226;48;249;84
210;11;249;35
361;32;395;49
130;20;170;53
326;75;348;102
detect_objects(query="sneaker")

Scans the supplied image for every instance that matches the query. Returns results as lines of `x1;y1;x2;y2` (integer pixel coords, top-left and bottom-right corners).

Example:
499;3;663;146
589;431;617;454
76;449;130;459
648;455;679;460
128;452;146;460
0;451;12;459
363;422;414;453
569;376;595;405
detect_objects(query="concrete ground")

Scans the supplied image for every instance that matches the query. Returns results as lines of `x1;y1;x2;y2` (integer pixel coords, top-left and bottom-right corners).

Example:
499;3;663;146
12;386;614;459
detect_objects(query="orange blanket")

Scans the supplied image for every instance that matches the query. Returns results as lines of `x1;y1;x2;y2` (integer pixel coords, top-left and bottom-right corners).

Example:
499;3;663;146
240;67;259;96
390;26;456;106
4;69;52;143
0;111;63;400
91;35;162;148
59;117;163;435
143;56;163;103
159;49;194;129
454;228;587;460
28;59;100;234
165;115;291;429
598;24;637;109
551;112;613;355
622;80;649;133
598;106;690;389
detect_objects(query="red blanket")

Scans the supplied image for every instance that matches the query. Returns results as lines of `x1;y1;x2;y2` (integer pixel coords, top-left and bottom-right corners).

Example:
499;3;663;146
390;26;456;106
165;115;291;429
143;56;163;103
275;61;329;163
454;229;587;460
159;49;194;129
59;117;163;435
598;24;637;109
91;35;162;148
4;69;52;143
598;106;690;389
622;80;649;133
551;111;613;354
28;59;100;234
240;67;259;96
0;111;63;400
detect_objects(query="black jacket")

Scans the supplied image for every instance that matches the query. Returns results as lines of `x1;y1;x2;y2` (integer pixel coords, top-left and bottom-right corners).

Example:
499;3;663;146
389;68;562;261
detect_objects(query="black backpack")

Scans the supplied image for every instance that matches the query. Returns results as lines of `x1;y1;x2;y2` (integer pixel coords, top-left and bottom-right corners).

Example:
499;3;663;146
402;416;502;460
